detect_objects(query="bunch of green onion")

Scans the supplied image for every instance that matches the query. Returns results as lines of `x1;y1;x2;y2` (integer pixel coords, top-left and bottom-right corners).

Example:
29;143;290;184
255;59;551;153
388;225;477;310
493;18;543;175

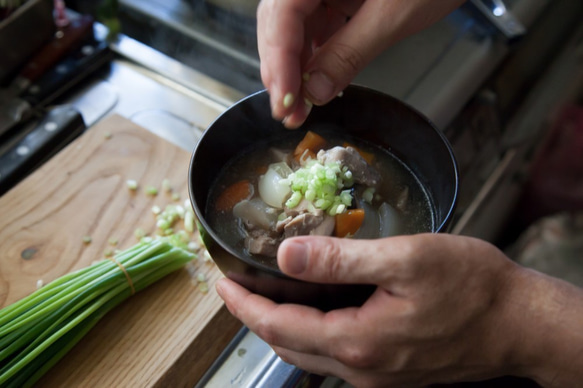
283;160;355;216
0;237;195;387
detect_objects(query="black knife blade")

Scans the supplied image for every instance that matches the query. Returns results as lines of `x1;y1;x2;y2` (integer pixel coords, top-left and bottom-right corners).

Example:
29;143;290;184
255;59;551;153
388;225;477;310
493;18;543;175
0;105;85;196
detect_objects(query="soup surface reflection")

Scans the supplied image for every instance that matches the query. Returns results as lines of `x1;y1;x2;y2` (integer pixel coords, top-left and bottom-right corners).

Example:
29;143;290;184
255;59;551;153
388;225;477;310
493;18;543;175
206;131;435;269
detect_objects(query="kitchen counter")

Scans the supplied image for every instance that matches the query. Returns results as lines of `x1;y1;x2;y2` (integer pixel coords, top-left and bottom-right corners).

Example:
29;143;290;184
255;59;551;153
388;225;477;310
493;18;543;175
59;23;242;152
42;0;583;386
69;0;558;142
114;0;553;130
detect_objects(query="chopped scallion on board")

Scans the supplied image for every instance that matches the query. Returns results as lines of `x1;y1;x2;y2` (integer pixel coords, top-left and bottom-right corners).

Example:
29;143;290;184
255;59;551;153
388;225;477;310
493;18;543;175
0;238;196;387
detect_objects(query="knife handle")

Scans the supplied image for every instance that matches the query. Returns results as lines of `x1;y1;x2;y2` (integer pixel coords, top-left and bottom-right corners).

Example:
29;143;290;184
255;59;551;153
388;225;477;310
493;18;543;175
0;105;85;196
22;39;112;107
16;14;95;87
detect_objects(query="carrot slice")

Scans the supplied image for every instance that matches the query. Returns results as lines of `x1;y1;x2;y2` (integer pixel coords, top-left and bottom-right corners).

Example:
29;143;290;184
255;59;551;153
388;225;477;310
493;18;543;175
294;131;326;161
215;180;253;212
335;209;365;237
255;165;268;175
343;142;375;164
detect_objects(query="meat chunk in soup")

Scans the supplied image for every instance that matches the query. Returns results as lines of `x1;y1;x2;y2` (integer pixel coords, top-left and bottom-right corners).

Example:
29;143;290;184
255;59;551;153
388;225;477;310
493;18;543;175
208;130;434;261
317;146;381;187
277;210;335;239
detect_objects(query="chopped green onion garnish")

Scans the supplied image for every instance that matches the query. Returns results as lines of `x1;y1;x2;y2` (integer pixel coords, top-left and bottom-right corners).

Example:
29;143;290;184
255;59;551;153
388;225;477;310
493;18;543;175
162;179;171;193
283;160;355;215
156;218;170;230
363;187;375;204
134;228;146;239
126;180;138;191
175;205;186;219
187;241;200;252
198;281;209;294
145;186;158;196
184;211;194;233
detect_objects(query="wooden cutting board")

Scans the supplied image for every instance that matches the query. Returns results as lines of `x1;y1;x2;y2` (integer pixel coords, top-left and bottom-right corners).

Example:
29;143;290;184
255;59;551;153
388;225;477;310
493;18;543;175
0;114;241;387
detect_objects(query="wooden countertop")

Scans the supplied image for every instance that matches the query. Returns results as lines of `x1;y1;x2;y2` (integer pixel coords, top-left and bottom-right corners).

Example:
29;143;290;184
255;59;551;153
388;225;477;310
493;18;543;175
0;114;241;386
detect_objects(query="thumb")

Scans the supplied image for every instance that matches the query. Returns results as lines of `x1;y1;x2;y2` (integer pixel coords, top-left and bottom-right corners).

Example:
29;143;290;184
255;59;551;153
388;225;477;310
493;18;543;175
277;235;400;285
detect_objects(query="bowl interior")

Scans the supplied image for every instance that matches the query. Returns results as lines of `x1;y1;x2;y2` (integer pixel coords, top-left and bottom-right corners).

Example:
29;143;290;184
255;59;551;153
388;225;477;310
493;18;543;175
189;85;459;277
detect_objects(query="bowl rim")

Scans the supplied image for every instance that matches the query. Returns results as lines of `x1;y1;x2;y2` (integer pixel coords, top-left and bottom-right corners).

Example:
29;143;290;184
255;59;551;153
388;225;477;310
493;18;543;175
189;85;459;278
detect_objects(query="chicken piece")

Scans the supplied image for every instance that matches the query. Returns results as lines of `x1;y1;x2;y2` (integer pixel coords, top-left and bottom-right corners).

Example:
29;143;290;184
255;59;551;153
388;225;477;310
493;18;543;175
317;146;381;187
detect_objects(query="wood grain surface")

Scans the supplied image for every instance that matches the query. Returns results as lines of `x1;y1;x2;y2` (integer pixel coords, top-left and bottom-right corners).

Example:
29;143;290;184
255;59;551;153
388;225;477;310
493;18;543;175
0;114;241;387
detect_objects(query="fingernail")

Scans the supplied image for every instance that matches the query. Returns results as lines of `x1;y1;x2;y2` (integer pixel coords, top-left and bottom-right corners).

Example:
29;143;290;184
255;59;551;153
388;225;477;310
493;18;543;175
282;99;312;129
283;92;295;108
270;93;282;120
302;98;313;121
283;241;308;274
215;278;226;294
282;115;291;128
305;71;335;103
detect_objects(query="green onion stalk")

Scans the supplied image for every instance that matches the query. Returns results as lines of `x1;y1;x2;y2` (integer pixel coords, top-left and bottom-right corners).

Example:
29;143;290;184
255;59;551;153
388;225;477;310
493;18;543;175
0;236;196;387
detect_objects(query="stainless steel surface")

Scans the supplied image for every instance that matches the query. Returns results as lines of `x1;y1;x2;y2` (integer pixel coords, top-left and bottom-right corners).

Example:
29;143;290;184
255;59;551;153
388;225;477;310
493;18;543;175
354;0;548;129
111;0;547;131
111;0;549;130
66;81;118;127
118;0;262;94
121;0;259;68
57;23;243;152
469;0;526;40
199;329;301;388
102;22;245;109
203;0;259;19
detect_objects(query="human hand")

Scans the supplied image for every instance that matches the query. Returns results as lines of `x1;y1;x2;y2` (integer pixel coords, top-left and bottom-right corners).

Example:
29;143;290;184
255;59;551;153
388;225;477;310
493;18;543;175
257;0;466;128
216;233;583;387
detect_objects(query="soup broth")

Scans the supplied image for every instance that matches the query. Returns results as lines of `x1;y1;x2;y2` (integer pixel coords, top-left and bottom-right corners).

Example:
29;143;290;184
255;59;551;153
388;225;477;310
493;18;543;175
206;131;435;269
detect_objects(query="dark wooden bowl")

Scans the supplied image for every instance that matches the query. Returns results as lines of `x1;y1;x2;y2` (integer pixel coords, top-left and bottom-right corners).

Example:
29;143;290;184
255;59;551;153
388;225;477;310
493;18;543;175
189;85;459;311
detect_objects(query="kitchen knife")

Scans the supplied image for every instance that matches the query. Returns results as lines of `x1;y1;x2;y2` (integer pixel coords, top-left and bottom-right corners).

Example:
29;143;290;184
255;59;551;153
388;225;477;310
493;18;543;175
0;14;94;137
0;104;85;196
20;38;113;108
0;76;118;197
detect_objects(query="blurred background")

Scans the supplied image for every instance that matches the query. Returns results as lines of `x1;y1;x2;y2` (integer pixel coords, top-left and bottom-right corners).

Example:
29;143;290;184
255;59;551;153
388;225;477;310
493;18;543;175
1;0;582;386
